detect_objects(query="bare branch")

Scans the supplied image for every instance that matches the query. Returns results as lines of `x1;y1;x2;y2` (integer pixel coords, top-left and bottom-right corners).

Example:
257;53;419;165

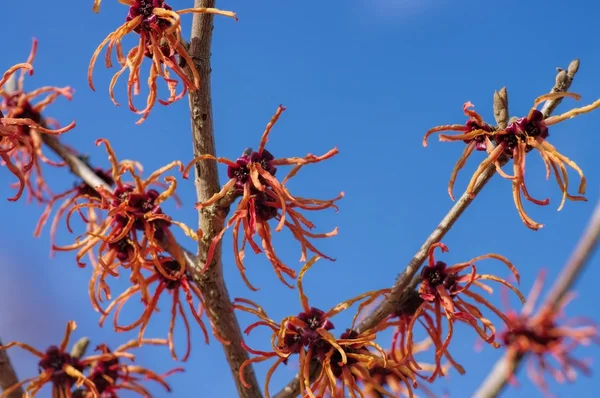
0;338;23;398
181;1;262;397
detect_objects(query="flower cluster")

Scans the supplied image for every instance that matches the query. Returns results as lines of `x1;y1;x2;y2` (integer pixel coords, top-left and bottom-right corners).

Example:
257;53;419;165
500;271;599;395
235;256;405;397
184;105;343;290
0;40;75;202
376;243;524;381
89;0;237;123
0;321;180;397
423;92;598;229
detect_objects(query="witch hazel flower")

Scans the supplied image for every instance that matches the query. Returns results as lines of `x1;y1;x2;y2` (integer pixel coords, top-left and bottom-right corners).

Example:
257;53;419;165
183;105;343;290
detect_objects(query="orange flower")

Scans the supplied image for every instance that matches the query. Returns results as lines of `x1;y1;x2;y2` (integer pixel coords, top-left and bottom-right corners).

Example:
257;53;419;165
402;243;524;379
423;92;598;230
76;338;183;397
376;290;465;382
88;0;237;123
184;105;342;290
234;256;387;398
34;166;114;255
97;257;225;362
500;271;599;396
0;321;103;397
52;139;194;303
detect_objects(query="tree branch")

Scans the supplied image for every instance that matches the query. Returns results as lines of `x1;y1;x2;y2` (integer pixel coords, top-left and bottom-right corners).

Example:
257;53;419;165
274;59;581;398
0;338;23;398
182;1;262;397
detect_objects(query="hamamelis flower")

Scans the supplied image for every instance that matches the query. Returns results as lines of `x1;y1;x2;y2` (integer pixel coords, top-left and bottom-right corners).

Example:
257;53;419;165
500;271;599;396
376;290;465;381
34;166;114;254
88;0;237;123
0;40;76;202
402;243;524;379
73;338;183;397
184;105;342;290
98;257;224;362
234;256;387;398
359;342;438;398
0;321;121;397
53;139;195;295
423;92;598;230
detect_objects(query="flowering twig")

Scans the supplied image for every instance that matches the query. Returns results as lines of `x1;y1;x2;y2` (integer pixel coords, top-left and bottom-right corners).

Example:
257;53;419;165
273;59;581;398
182;1;262;397
0;338;23;398
473;199;600;398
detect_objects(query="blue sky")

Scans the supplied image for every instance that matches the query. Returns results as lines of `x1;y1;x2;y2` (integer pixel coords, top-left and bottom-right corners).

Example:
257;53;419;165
1;0;599;397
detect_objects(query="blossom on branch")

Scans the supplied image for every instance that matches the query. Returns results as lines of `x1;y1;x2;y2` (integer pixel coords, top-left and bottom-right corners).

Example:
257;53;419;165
1;41;75;202
0;321;102;397
88;0;237;124
423;92;599;230
382;243;525;380
52;138;195;304
183;105;343;290
97;257;226;362
500;271;599;395
73;338;183;397
234;256;389;397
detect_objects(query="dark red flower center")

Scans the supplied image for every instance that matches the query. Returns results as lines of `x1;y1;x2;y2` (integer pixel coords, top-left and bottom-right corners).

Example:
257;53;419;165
498;109;548;155
157;259;184;289
127;0;173;36
108;238;135;261
463;120;494;151
88;347;120;394
227;148;277;190
38;346;83;388
501;315;561;349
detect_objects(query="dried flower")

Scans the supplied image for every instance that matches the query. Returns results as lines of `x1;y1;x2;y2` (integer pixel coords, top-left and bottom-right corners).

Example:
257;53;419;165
423;92;599;230
184;105;342;290
234;256;387;397
500;271;599;396
88;0;237;123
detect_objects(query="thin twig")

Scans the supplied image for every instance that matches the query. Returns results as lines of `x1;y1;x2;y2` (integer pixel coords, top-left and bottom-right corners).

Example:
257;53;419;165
182;1;262;397
274;60;581;398
473;200;600;398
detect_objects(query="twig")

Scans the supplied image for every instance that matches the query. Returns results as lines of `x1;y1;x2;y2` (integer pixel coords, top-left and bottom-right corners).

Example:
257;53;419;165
182;1;262;397
274;60;581;398
0;338;23;398
473;200;600;398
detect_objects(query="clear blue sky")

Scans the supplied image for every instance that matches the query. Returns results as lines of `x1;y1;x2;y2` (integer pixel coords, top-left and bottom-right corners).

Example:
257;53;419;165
1;1;599;397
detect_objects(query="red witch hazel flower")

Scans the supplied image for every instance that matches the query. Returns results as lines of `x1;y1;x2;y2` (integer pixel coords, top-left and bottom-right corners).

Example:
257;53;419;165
500;271;599;396
376;289;465;382
234;256;389;398
0;321;104;397
423;92;599;230
398;243;525;380
183;105;343;290
52;139;196;301
73;338;183;397
97;257;226;362
88;0;237;123
34;164;114;254
1;45;75;202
